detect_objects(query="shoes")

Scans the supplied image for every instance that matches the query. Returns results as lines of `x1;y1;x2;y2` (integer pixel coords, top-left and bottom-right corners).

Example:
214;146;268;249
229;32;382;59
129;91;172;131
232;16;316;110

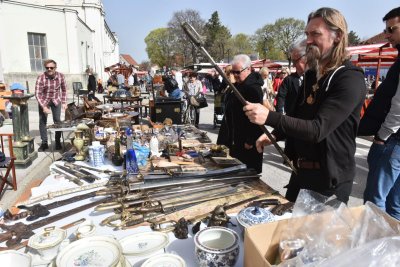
55;142;62;150
38;143;49;152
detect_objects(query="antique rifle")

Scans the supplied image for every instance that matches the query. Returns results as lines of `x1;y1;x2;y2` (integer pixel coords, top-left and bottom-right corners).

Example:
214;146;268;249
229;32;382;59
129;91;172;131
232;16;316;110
181;22;297;174
64;162;120;176
0;196;111;247
54;164;96;183
51;167;83;186
0;218;85;251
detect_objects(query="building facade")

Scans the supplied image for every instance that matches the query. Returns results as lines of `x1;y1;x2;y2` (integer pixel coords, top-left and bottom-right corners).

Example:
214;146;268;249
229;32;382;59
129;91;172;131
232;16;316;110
0;0;119;91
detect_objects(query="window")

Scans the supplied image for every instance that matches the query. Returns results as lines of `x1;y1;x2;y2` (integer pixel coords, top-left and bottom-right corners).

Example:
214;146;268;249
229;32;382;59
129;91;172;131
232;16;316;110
27;33;48;72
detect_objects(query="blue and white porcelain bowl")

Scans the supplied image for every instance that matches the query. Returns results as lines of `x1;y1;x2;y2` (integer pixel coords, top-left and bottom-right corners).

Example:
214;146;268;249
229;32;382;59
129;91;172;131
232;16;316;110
194;226;240;267
236;206;275;233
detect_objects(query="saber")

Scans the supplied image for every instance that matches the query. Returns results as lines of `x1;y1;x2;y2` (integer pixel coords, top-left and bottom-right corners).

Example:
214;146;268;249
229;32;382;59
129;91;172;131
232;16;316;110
95;181;247;211
181;22;297;174
0;218;85;251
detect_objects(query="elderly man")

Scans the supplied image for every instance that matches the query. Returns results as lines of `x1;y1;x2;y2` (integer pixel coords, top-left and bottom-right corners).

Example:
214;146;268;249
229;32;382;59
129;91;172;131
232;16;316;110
217;54;264;173
243;7;366;203
275;40;307;115
35;59;67;151
359;7;400;220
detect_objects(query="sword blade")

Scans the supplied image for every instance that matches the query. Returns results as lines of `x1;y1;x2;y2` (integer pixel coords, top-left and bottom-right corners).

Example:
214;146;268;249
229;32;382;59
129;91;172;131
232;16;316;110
0;218;85;251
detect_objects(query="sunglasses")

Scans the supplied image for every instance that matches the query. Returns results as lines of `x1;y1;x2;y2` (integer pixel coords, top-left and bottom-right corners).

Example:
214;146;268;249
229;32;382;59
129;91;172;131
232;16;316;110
45;66;55;70
231;67;248;75
384;23;400;34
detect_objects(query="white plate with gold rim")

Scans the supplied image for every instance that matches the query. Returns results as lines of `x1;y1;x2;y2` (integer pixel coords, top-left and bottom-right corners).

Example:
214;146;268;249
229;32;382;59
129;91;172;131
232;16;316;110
56;235;122;267
141;253;186;267
119;232;169;256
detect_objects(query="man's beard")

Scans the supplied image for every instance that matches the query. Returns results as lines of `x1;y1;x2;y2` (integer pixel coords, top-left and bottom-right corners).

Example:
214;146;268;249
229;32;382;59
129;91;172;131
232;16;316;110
306;45;334;78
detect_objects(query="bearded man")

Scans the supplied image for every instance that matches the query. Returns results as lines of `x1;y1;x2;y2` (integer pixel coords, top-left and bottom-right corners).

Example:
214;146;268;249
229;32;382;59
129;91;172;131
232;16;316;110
243;7;366;203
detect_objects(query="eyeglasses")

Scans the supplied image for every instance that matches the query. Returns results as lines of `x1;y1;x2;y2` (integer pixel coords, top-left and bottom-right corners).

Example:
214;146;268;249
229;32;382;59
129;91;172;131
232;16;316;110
45;67;55;70
231;67;248;75
292;54;305;64
384;23;400;34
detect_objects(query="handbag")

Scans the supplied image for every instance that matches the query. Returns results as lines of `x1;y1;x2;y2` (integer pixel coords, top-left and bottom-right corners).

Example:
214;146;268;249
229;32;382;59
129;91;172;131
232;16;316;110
190;94;208;109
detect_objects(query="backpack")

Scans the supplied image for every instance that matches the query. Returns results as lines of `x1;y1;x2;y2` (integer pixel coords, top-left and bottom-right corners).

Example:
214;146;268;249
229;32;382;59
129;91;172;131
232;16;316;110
165;77;178;93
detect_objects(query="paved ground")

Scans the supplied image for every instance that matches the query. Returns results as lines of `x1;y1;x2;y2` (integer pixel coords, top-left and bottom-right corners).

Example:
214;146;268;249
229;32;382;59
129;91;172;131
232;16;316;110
0;91;370;210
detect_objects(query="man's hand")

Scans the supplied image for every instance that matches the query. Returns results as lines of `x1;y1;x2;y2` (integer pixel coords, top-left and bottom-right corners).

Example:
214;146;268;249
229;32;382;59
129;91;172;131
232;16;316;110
62;104;67;111
244;143;253;150
256;134;274;153
43;106;51;114
243;102;269;125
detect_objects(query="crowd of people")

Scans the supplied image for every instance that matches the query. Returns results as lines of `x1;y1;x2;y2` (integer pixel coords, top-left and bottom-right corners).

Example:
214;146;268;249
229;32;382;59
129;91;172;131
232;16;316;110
6;5;397;221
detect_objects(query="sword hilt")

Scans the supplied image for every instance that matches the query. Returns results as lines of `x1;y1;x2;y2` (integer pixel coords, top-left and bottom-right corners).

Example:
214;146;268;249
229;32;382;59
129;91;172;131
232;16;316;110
181;22;203;47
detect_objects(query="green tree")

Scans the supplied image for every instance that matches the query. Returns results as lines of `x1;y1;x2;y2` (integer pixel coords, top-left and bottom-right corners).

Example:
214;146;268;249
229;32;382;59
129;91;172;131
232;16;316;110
167;9;205;66
229;33;253;56
348;30;361;46
253;24;284;60
204;11;231;62
253;18;305;64
144;28;174;67
273;18;305;65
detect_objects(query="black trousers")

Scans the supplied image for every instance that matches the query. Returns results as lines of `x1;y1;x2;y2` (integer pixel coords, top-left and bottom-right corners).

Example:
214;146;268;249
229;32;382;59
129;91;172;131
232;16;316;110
285;171;353;204
39;101;61;144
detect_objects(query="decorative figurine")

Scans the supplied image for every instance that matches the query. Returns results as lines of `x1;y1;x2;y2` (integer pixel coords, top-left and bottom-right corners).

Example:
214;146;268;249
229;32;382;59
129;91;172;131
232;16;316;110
173;217;189;239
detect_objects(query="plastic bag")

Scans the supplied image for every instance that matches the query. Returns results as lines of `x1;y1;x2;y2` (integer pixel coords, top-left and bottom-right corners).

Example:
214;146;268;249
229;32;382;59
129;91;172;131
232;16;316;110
275;190;400;266
132;141;150;167
319;236;400;267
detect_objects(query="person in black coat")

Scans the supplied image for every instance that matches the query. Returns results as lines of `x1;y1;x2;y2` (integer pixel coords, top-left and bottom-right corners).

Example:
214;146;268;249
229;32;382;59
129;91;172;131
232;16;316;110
217;54;264;173
87;68;100;102
243;8;366;203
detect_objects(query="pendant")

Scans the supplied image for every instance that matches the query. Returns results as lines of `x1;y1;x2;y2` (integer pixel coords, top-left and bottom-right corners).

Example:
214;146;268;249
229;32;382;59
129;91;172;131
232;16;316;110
306;94;315;104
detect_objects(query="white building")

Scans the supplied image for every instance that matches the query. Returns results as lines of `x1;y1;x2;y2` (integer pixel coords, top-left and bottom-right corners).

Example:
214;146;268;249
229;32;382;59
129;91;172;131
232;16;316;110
0;0;119;91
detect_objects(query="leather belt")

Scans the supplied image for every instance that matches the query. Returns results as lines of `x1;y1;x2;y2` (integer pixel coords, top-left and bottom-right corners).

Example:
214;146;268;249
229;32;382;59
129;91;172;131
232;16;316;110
296;158;320;169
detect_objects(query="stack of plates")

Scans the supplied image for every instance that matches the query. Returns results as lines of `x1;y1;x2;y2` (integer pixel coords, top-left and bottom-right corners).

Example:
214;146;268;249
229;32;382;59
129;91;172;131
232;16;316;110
56;236;130;267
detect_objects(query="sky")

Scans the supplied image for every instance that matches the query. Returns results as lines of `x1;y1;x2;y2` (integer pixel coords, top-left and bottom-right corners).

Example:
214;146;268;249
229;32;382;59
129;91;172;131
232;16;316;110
103;0;400;63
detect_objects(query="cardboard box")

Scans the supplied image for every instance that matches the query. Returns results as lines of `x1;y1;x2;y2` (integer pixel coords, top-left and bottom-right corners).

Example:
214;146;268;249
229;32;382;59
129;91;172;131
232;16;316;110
244;206;400;267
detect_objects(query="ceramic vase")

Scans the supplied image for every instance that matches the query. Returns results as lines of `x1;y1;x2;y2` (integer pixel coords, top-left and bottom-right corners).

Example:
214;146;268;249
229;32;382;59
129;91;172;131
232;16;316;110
194;226;240;267
73;130;85;161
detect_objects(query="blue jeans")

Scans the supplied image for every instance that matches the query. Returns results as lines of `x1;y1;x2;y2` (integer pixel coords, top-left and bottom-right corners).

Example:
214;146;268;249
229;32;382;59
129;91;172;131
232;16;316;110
169;88;182;99
363;137;400;220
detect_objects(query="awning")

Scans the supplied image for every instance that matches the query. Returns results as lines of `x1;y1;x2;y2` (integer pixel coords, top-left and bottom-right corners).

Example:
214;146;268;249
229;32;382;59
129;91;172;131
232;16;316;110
251;59;282;69
346;42;391;55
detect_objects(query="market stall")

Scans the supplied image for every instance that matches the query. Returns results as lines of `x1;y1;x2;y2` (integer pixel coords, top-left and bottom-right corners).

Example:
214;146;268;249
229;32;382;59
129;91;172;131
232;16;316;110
0;122;290;267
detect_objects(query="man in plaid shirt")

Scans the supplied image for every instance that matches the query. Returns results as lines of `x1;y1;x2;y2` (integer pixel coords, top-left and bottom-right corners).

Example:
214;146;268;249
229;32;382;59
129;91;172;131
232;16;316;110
35;59;67;151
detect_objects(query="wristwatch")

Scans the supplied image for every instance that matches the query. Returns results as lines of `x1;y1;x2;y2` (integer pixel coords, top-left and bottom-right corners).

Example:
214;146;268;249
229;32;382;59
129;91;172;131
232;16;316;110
374;135;386;144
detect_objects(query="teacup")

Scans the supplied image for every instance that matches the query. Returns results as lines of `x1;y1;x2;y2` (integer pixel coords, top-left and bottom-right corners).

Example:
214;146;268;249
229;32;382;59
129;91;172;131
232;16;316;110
75;220;96;239
194;226;240;267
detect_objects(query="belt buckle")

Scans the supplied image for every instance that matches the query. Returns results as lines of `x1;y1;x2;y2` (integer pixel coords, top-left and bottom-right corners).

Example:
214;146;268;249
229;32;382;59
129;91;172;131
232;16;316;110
296;158;305;168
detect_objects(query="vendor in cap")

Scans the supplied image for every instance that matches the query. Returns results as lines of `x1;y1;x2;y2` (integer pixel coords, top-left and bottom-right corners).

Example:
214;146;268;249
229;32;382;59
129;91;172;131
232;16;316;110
10;82;26;95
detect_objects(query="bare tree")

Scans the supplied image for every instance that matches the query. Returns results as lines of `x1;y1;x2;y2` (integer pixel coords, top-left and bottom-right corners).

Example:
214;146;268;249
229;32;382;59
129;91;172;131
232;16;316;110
168;9;206;66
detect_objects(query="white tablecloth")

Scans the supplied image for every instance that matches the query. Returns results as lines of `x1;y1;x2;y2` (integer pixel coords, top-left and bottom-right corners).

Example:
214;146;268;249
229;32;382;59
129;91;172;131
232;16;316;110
21;160;290;267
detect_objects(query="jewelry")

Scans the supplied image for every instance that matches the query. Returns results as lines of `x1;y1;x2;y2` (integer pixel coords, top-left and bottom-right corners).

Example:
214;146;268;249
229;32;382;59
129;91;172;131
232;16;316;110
306;83;319;105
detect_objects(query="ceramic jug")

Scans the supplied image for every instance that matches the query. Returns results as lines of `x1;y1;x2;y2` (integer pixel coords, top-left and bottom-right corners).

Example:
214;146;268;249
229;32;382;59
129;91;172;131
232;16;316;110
88;141;105;167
